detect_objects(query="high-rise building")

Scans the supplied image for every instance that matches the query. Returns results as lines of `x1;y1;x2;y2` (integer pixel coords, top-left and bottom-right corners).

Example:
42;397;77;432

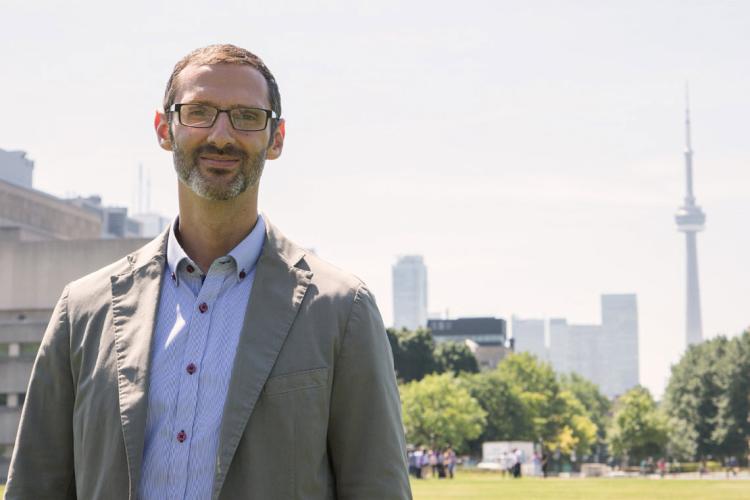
523;294;640;398
511;316;547;362
392;255;428;330
674;91;706;347
600;294;639;397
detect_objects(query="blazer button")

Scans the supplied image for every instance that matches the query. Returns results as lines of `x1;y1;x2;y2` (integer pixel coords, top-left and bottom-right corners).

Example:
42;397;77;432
176;430;187;443
198;302;208;313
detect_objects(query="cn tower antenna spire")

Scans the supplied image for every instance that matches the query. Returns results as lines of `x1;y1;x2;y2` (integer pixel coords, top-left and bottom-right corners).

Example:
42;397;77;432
685;82;692;153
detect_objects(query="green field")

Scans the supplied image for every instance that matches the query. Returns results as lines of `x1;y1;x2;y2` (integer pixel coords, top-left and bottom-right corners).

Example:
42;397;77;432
3;476;748;499
411;472;749;499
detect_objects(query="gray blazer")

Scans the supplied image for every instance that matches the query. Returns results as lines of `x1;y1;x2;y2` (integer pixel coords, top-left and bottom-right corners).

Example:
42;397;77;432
5;218;412;500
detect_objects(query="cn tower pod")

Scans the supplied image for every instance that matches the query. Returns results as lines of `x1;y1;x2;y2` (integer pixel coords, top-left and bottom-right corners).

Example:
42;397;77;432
675;205;706;233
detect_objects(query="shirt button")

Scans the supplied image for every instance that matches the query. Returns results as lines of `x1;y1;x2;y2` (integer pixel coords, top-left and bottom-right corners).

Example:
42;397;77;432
171;272;176;282
186;363;197;375
239;270;247;280
186;264;195;273
177;430;187;443
198;302;208;313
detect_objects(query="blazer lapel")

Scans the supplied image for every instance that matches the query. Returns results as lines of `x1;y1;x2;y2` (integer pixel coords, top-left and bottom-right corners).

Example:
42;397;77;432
213;219;312;498
110;233;167;499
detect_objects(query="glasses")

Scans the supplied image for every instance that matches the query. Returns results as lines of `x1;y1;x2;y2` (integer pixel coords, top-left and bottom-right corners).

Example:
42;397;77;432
169;103;278;131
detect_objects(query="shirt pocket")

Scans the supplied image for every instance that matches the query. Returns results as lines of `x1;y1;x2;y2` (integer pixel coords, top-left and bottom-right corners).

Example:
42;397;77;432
263;367;329;397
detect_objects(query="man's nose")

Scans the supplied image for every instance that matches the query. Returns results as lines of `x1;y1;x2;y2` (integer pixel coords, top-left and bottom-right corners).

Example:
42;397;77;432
206;111;236;149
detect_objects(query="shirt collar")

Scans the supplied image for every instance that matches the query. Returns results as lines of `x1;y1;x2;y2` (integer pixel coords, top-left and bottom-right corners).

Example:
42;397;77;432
167;214;266;284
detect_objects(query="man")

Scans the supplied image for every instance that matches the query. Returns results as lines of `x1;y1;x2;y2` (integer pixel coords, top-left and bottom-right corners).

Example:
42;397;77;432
5;44;412;500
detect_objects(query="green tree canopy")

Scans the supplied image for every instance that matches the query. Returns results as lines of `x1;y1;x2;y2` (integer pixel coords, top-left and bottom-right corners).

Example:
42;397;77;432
400;372;487;452
387;328;437;382
434;341;479;375
663;330;750;460
493;353;597;455
458;371;534;454
559;372;611;455
607;386;668;463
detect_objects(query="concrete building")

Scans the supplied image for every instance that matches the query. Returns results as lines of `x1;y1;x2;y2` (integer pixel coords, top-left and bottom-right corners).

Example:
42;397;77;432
675;94;706;347
0;158;152;478
0;179;102;241
0;150;34;190
427;317;510;370
67;195;143;238
519;294;640;399
392;255;428;330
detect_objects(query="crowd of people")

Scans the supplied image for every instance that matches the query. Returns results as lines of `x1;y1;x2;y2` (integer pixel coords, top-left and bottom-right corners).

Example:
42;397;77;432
407;447;458;479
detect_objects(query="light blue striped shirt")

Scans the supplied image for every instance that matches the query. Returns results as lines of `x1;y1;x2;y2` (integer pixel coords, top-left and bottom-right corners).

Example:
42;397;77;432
138;215;266;500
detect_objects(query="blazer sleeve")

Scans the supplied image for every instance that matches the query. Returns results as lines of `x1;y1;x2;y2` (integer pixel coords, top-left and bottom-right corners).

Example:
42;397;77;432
327;285;412;500
4;287;77;500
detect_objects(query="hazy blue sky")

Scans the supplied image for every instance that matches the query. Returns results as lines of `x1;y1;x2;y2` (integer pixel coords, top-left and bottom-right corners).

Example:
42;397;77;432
2;0;748;397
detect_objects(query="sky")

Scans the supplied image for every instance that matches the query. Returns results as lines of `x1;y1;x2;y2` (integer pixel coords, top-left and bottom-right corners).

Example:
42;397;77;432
1;0;748;398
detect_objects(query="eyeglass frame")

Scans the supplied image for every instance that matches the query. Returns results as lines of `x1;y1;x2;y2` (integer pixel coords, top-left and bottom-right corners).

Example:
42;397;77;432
167;103;280;131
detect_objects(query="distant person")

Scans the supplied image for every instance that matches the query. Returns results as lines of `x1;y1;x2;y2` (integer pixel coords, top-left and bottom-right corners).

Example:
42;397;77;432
408;449;419;478
445;447;457;479
513;448;524;478
541;453;549;478
5;44;411;499
436;449;446;478
420;447;431;479
726;456;738;477
429;449;438;477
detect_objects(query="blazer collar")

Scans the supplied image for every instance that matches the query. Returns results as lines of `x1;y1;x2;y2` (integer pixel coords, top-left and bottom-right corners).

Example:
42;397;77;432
110;227;169;498
212;214;313;498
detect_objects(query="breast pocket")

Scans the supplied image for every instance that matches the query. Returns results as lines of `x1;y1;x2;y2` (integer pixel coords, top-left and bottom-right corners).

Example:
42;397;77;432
263;367;329;397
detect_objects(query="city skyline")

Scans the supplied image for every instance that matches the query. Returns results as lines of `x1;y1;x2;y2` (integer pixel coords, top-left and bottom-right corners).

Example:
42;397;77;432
2;1;749;399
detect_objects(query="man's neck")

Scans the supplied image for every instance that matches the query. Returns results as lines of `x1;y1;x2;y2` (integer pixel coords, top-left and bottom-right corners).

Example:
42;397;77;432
176;184;260;273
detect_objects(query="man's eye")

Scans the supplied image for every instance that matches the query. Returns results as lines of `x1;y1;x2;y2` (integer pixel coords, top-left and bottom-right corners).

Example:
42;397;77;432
187;107;211;118
237;110;261;121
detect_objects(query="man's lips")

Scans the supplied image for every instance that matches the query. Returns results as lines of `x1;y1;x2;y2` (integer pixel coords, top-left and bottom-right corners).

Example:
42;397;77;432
199;155;240;169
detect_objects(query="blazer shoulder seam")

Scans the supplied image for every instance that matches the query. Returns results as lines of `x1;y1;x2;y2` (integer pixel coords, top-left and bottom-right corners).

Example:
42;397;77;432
335;282;365;364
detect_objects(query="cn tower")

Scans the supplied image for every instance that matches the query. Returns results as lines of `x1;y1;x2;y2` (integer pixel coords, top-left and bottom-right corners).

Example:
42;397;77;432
674;89;706;347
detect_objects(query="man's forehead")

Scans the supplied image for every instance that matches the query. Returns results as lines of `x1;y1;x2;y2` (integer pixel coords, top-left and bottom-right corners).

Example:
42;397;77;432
174;63;270;106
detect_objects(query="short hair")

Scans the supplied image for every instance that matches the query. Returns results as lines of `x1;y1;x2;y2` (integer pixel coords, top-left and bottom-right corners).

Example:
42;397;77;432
163;44;282;125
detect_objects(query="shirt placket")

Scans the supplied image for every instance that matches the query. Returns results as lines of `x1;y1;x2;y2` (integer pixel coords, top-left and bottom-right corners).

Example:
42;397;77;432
167;262;230;500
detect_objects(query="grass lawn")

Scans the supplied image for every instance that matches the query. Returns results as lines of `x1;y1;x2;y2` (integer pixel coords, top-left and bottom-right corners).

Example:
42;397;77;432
3;476;747;499
411;472;749;499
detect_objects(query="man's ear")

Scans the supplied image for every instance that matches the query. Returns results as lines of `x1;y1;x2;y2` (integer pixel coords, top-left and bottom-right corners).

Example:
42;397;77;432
154;110;173;151
266;119;285;160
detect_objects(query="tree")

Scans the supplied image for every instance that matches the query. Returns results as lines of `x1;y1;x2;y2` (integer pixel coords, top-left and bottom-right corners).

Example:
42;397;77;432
458;371;534;454
434;341;479;375
388;328;437;382
607;386;668;463
560;372;611;456
400;373;487;452
496;353;567;447
491;353;598;456
663;330;750;461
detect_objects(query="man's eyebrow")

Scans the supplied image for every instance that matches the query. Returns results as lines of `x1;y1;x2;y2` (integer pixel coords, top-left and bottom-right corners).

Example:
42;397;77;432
182;99;264;109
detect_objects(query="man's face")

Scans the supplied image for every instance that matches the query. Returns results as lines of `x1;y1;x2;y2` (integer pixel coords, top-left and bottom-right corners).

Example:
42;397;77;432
160;64;282;201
